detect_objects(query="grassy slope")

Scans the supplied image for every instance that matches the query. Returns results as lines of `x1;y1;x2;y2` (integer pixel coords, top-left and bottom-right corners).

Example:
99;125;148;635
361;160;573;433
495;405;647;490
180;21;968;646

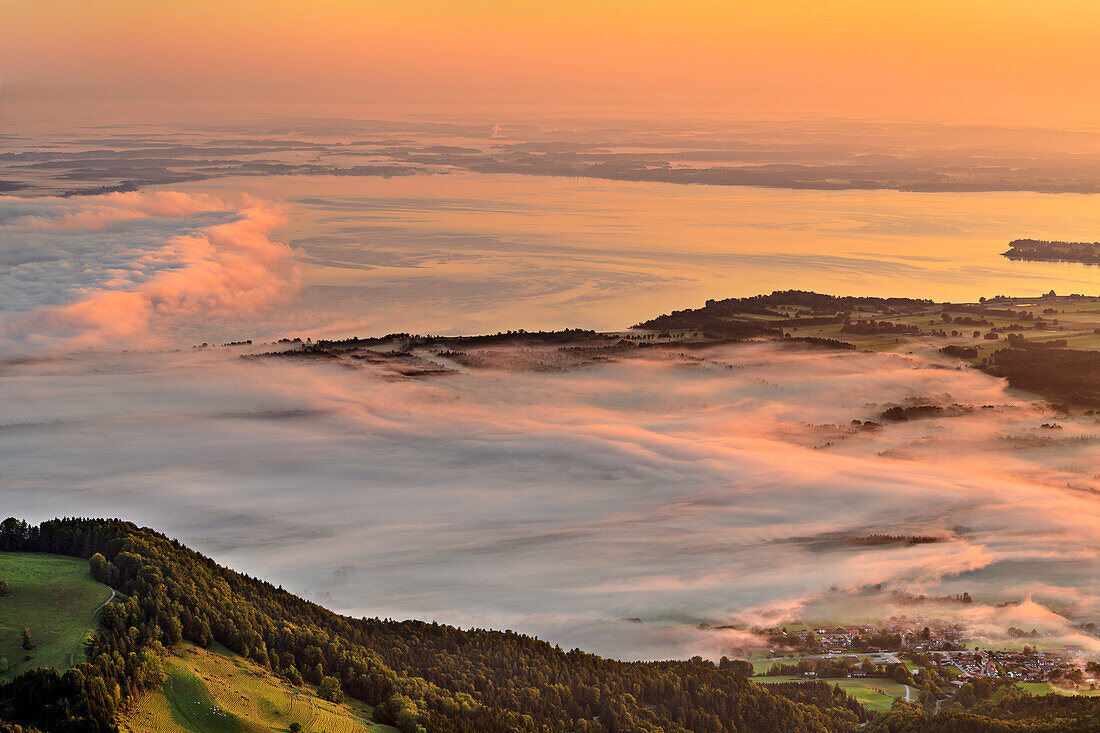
121;643;398;733
0;552;113;682
756;676;909;713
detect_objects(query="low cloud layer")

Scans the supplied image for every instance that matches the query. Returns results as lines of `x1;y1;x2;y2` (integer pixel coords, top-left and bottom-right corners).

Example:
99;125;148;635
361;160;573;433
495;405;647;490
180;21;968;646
0;192;298;352
3;339;1099;660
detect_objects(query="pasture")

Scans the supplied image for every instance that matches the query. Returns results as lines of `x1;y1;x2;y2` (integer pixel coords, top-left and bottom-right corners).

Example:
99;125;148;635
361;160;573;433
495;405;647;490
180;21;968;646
0;552;113;681
120;643;398;733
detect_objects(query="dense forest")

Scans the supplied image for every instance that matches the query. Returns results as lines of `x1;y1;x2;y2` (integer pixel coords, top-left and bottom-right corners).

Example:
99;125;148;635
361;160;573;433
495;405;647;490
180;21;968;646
985;347;1100;407
1;518;1099;732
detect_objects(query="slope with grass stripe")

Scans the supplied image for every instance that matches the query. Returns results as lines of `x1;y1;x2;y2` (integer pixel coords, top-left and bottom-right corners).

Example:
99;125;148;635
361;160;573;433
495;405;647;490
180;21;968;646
120;643;397;733
0;552;113;681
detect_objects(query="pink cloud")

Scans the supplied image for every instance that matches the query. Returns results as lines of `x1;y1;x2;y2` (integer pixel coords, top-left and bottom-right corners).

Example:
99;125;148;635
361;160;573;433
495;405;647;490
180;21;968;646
3;193;298;351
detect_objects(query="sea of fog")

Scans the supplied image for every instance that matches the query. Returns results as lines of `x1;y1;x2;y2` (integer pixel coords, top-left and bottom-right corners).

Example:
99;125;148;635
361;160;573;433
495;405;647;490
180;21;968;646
2;177;1100;660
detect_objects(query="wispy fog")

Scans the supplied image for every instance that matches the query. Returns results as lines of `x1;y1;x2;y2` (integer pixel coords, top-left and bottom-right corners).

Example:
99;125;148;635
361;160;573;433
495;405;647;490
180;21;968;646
4;338;1099;660
3;185;1100;660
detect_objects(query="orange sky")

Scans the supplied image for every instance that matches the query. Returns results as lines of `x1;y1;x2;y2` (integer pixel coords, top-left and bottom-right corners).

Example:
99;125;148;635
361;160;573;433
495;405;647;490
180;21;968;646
4;0;1100;124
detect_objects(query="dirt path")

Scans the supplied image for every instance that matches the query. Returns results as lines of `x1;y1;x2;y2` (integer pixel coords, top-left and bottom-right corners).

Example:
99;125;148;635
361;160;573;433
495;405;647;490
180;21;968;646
93;588;117;616
69;588;116;667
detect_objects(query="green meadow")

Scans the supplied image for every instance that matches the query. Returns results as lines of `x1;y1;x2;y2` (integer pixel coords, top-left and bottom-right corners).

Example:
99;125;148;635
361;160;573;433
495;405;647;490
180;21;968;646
0;552;113;681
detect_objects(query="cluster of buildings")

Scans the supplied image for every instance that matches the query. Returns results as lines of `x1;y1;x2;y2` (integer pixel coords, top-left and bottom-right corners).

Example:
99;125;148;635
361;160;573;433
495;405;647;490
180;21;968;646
883;618;967;652
787;621;966;655
784;618;1096;686
938;648;1093;685
807;624;880;652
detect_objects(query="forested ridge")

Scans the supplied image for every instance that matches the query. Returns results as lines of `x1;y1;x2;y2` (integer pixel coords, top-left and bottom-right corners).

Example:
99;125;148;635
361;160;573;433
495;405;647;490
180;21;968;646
2;518;1099;733
0;517;865;733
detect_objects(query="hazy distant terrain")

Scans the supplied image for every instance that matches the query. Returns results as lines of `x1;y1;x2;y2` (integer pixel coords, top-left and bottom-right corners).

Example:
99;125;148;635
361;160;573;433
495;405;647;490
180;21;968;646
11;118;1100;197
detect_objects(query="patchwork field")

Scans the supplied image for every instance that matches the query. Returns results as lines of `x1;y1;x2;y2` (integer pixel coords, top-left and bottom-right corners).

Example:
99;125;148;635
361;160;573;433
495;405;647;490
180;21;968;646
645;292;1100;409
120;643;398;733
785;298;1100;356
0;552;113;682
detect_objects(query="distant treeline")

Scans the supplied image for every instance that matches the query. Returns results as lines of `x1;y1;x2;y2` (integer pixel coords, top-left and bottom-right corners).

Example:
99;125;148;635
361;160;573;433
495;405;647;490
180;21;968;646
841;320;920;336
1003;239;1100;265
892;590;974;606
851;535;943;547
985;347;1100;407
634;290;932;335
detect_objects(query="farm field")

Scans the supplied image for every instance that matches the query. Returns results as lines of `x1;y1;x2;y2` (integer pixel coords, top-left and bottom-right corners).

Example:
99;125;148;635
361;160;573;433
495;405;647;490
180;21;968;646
1013;682;1100;697
120;643;398;733
0;552;113;682
750;659;777;675
755;676;910;713
776;296;1100;351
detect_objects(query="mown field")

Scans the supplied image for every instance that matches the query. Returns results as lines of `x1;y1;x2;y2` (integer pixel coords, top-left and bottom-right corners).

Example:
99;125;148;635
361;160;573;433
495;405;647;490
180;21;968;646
0;552;113;681
120;643;398;733
755;676;910;713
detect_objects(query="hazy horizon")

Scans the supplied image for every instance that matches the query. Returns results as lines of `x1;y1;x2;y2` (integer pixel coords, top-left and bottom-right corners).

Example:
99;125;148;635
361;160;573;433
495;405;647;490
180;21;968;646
7;1;1100;127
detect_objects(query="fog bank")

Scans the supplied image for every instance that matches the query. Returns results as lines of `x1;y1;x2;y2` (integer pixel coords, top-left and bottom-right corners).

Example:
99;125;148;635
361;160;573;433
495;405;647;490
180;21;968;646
3;339;1099;659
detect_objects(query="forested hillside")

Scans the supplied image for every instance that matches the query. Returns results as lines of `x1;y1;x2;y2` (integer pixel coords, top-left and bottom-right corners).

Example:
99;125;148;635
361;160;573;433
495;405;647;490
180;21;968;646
0;518;865;733
2;518;1099;733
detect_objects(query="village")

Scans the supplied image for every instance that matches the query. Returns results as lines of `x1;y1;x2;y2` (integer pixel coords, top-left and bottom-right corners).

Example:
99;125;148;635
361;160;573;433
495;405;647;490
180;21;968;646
753;617;1098;691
